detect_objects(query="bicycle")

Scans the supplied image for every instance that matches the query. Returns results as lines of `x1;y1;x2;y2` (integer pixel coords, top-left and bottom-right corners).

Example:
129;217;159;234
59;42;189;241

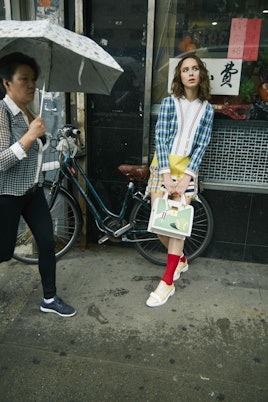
14;125;214;266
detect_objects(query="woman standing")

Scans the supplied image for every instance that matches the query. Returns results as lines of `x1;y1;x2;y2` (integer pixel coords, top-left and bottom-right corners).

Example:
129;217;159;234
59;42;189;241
146;55;214;307
0;52;76;317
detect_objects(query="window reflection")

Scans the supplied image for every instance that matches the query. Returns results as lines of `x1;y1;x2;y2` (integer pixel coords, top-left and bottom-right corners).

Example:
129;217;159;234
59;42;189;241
153;0;268;120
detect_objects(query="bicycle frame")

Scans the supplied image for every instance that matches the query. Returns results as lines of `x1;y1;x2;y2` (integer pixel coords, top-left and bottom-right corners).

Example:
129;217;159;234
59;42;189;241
56;153;148;241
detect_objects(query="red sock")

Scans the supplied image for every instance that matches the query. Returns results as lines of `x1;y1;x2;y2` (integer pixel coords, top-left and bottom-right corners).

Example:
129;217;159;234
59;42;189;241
162;254;180;285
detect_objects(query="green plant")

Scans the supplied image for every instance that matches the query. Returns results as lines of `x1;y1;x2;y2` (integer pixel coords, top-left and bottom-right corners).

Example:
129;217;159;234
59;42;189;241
239;77;255;102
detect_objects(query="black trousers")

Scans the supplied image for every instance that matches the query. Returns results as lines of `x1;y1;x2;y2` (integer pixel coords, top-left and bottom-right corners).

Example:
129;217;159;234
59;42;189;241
0;187;56;298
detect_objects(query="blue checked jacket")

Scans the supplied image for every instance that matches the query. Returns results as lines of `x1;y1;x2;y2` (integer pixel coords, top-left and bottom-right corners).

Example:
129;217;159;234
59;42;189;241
154;96;214;177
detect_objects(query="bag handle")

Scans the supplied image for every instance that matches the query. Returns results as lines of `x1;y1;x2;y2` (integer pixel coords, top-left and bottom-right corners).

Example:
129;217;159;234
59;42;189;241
163;189;187;205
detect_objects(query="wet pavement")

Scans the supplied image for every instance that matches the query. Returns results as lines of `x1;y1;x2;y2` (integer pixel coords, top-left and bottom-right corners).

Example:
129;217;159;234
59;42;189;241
0;243;268;402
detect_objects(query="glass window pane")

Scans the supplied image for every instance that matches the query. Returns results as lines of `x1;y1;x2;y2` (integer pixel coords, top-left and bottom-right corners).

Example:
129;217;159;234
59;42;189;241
152;0;268;121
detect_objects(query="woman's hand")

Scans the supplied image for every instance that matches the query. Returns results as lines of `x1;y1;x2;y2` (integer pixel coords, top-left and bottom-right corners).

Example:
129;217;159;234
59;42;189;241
163;173;177;195
28;116;46;139
19;116;46;151
174;174;192;196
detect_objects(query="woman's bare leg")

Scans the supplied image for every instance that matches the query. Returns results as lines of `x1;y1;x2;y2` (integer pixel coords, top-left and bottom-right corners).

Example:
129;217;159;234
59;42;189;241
150;192;191;254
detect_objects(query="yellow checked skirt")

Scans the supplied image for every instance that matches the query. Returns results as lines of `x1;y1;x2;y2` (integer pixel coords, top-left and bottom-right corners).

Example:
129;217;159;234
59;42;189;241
146;153;198;196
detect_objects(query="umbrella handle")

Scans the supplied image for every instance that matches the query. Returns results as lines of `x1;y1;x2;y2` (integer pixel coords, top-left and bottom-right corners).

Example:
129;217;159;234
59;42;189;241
39;82;46;117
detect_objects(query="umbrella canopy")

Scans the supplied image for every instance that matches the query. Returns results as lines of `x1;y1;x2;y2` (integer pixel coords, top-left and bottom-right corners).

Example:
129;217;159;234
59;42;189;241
0;19;123;95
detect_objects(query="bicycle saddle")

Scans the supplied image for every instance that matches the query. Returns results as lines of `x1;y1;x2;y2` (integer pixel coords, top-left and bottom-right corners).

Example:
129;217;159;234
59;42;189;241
118;164;150;181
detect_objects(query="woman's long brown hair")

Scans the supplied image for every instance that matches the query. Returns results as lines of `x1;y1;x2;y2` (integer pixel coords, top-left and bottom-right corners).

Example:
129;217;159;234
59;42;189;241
171;55;211;101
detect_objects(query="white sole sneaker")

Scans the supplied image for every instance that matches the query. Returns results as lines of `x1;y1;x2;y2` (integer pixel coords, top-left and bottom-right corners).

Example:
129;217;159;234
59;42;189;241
146;280;175;307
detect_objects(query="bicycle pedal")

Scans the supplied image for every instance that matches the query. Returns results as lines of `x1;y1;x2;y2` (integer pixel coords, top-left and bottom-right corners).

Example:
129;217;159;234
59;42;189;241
114;223;132;237
98;235;109;244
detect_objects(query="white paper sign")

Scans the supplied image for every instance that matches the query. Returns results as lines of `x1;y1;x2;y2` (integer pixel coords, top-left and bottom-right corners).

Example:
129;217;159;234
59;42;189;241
168;58;243;96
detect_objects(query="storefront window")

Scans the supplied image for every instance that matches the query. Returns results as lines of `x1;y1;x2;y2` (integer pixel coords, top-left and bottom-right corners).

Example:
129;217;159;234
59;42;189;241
152;0;268;121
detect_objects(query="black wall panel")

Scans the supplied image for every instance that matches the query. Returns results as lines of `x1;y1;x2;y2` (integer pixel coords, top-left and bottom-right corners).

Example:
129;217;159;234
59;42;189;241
84;0;148;240
201;191;268;264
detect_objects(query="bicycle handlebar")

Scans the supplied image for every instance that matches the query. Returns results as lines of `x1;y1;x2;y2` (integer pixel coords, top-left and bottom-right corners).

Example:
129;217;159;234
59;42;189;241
58;125;81;138
55;125;81;158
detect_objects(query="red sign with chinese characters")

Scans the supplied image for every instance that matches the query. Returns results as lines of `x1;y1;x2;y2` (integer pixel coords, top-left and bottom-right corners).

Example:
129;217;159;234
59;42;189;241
243;19;262;61
227;18;248;59
228;18;262;61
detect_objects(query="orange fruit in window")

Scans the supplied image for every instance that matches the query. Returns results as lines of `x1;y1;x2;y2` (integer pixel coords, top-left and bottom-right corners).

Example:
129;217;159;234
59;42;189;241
186;43;196;51
258;82;268;101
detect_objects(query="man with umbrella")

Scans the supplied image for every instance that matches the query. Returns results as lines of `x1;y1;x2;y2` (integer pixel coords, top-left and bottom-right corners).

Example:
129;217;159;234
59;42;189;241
0;52;76;317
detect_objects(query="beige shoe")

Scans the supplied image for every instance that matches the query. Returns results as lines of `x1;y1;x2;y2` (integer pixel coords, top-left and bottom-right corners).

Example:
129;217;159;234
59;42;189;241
146;280;175;307
173;258;188;281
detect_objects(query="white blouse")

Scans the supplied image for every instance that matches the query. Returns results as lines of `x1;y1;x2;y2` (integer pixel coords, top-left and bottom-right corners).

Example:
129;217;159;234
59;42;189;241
171;96;208;157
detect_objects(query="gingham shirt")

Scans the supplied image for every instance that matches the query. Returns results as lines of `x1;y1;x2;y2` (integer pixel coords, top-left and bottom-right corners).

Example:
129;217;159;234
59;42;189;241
0;97;45;196
154;96;214;177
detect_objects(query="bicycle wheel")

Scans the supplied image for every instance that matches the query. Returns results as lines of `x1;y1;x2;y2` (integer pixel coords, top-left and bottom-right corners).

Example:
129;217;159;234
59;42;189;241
184;194;213;261
14;182;82;264
130;193;213;266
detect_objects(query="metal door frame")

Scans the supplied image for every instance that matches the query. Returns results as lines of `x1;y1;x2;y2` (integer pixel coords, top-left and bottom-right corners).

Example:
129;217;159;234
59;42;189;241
142;0;155;165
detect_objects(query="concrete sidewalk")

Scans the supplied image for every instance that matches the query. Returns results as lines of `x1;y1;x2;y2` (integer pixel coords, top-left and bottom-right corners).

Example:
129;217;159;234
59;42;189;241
0;243;268;402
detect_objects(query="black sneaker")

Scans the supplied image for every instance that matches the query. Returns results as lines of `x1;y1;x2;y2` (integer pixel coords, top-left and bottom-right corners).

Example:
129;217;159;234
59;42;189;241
40;296;77;317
